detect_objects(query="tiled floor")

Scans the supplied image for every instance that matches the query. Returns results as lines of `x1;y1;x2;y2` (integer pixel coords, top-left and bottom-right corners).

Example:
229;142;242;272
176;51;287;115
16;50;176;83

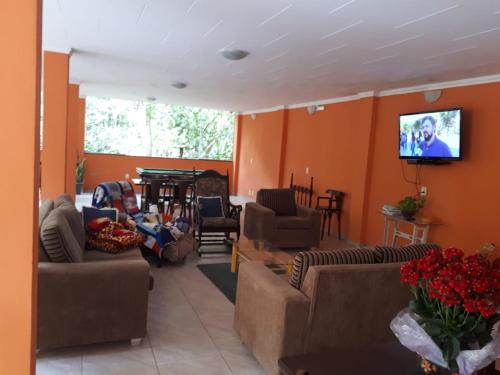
37;251;266;375
39;193;351;374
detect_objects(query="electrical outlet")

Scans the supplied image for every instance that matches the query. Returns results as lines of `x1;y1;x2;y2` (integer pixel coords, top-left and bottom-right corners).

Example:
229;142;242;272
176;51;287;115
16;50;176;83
305;167;309;174
125;173;130;179
420;186;427;196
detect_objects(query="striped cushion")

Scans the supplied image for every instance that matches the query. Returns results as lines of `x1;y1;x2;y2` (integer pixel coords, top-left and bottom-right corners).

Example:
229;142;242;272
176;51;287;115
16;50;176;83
289;248;376;289
40;207;84;263
257;189;297;216
374;243;441;263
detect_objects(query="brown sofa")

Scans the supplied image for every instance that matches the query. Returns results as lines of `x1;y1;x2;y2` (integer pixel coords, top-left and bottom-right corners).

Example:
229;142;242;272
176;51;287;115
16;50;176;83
244;189;321;248
37;194;153;350
234;244;440;375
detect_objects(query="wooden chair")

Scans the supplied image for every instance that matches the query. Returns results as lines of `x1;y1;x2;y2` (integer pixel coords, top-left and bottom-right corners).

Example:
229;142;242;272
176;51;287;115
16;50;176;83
192;170;242;254
316;189;344;240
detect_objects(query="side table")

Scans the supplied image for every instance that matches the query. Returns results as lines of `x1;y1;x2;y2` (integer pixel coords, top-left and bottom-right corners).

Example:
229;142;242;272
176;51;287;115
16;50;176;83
381;212;438;246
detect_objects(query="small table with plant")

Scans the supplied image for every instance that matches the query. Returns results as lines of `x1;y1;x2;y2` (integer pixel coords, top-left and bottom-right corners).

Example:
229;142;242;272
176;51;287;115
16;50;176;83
382;194;437;246
381;212;435;246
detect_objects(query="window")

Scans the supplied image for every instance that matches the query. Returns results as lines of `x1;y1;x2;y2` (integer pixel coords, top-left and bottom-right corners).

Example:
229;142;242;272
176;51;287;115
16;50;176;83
84;97;235;160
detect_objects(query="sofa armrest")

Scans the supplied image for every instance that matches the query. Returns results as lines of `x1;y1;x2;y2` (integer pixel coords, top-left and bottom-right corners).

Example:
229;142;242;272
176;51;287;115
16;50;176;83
243;202;276;240
38;259;151;349
297;205;321;220
234;262;310;375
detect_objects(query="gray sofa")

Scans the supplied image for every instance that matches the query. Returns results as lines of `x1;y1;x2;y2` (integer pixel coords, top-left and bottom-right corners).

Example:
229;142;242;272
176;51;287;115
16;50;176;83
38;194;153;350
234;243;440;375
244;189;321;249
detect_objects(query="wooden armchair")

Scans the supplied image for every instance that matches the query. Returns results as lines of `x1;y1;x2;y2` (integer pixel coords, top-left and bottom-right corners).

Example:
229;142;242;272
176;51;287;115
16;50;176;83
316;189;344;240
192;170;242;254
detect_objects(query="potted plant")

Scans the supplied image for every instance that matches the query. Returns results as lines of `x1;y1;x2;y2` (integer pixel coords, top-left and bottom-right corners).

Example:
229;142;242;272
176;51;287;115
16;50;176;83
76;152;86;194
391;247;500;375
398;195;425;220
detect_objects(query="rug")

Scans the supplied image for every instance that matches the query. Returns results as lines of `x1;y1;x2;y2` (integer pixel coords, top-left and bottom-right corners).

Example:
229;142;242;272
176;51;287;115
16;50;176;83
197;263;237;304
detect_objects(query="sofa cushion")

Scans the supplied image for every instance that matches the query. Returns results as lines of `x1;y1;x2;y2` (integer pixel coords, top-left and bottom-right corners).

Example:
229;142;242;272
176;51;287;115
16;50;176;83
54;193;75;208
289;248;376;289
274;216;312;230
58;206;86;251
257;189;297;216
374;243;441;263
38;200;55;262
40;207;84;262
84;246;143;261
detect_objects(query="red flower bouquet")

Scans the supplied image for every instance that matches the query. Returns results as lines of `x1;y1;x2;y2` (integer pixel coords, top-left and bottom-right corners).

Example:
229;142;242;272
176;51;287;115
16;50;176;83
391;248;500;374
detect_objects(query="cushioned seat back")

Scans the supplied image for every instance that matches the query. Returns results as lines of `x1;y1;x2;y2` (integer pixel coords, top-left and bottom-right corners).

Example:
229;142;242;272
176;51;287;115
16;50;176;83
194;171;230;217
289;248;376;289
40;195;85;262
374;243;441;263
38;200;55;262
257;189;297;216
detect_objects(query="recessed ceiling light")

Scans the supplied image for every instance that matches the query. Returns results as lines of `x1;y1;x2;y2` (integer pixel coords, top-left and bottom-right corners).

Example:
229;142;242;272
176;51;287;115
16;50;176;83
172;82;187;89
220;49;250;61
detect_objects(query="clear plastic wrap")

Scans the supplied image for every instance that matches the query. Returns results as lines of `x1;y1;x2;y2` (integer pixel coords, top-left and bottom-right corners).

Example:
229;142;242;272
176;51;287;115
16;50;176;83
390;308;500;375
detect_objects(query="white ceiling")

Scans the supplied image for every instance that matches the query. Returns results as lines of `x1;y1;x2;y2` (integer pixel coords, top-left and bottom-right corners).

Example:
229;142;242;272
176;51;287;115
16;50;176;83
43;0;500;112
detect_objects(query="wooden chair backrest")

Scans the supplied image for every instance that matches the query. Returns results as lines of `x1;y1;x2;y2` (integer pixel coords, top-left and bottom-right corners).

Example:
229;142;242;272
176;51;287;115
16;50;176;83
289;173;314;208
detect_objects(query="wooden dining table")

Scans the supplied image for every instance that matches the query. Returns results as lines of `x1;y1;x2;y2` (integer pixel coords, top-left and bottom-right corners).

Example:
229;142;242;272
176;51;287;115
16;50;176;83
134;167;204;213
135;167;204;179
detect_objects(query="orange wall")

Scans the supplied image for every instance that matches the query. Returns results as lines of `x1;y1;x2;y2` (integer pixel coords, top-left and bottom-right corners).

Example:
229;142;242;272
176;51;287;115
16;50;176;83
237;110;287;198
0;0;41;373
236;82;500;254
83;153;234;192
65;84;80;198
76;98;86;158
41;51;69;199
232;115;243;194
281;98;377;243
364;83;500;252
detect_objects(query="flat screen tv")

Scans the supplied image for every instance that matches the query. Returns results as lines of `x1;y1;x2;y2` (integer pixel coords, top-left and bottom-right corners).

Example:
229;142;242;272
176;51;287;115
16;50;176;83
399;108;462;162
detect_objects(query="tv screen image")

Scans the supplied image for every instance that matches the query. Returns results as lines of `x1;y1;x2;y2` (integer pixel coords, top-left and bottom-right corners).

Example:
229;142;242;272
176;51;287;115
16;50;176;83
399;108;462;160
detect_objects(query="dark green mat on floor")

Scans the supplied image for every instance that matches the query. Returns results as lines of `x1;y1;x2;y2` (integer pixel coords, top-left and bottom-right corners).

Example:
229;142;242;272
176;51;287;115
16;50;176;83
197;263;237;304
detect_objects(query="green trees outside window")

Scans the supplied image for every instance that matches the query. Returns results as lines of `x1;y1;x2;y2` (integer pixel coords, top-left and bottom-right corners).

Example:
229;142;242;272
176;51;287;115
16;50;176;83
84;97;235;160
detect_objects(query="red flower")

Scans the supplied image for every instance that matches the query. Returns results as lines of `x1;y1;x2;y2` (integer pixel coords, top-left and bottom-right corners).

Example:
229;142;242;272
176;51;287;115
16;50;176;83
476;299;497;318
401;259;420;286
443;247;464;261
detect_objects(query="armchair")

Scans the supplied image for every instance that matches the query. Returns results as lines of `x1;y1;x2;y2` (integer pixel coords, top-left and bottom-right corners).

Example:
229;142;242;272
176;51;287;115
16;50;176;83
193;169;242;254
244;188;321;249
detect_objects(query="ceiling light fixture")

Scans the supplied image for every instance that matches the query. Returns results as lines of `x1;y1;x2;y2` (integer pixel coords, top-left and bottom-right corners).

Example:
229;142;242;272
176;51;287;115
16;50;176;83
307;105;325;115
220;48;250;61
172;82;187;89
423;89;442;103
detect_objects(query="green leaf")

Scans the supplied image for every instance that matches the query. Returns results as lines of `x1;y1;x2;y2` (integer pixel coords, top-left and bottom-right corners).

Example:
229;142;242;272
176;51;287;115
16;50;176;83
423;322;442;336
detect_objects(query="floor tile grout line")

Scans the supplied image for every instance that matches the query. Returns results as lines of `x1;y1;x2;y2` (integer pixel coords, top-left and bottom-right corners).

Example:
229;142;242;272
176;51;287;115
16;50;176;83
146;334;162;375
173;267;235;374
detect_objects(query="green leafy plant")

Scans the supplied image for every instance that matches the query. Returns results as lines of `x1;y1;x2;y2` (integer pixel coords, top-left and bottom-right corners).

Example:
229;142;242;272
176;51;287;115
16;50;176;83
76;152;86;183
398;195;425;220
